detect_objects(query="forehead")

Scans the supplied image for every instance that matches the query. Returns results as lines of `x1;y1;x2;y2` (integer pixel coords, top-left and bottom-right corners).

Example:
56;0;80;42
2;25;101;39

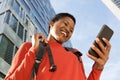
60;16;74;22
59;17;75;25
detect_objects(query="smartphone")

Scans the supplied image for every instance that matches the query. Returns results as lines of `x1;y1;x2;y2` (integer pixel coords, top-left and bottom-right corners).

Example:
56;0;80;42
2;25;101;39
88;24;114;58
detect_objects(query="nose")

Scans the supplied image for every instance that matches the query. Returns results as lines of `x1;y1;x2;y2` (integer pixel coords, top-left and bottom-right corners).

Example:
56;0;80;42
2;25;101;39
65;27;70;34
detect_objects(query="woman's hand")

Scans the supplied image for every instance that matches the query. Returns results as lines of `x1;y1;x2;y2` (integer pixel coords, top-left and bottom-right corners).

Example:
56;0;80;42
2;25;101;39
31;34;48;49
87;38;111;70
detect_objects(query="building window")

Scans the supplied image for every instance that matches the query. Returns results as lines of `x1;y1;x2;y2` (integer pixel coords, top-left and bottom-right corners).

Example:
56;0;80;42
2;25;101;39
5;40;14;64
4;11;11;24
0;35;14;64
30;0;38;9
20;8;25;20
9;15;18;32
25;18;28;26
17;23;24;40
35;17;40;28
0;35;2;40
21;0;30;13
24;30;27;42
0;13;4;23
10;0;14;6
0;72;5;79
15;46;18;54
12;0;20;14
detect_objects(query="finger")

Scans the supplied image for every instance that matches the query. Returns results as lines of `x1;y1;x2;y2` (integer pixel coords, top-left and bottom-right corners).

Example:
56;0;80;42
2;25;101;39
41;35;48;43
33;34;42;40
102;38;111;54
87;53;98;62
35;34;45;41
43;38;48;43
91;44;104;58
95;38;106;55
37;34;48;43
38;34;45;41
31;34;40;49
32;34;46;44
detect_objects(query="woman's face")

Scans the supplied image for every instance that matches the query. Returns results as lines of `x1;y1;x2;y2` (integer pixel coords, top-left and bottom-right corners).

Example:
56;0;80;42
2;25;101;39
49;17;75;43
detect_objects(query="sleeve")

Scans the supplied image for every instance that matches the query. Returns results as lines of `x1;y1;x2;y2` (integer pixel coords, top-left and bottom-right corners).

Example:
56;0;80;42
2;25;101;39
87;65;103;80
4;42;37;80
79;57;103;80
75;47;102;80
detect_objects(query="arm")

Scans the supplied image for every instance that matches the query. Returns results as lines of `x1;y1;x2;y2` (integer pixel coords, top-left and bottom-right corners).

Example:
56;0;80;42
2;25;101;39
87;38;111;80
5;33;48;80
5;42;37;80
87;64;103;80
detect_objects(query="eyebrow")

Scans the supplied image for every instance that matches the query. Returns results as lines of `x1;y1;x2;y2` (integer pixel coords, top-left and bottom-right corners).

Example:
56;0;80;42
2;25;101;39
65;20;69;25
65;20;74;29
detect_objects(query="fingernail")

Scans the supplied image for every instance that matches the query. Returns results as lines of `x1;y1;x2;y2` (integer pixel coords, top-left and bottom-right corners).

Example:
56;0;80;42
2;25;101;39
96;38;99;42
91;45;95;48
102;37;106;40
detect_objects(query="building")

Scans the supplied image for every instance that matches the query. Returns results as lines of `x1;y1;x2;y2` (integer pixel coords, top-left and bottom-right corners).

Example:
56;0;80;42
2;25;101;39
0;0;73;79
102;0;120;21
0;0;55;79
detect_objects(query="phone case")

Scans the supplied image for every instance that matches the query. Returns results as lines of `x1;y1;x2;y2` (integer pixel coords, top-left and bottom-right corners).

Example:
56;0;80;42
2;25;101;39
88;24;114;58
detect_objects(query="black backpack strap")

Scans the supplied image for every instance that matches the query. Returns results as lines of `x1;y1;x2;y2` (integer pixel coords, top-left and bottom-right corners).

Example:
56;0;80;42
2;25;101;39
46;44;57;72
64;47;82;61
34;42;47;74
30;41;57;80
30;41;47;79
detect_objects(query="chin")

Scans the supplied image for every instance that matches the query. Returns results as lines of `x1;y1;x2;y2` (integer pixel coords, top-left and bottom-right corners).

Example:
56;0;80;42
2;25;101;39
55;36;69;43
59;39;68;43
55;39;64;44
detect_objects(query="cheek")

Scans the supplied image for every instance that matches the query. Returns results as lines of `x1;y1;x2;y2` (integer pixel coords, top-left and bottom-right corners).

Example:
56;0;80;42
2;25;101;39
68;33;72;39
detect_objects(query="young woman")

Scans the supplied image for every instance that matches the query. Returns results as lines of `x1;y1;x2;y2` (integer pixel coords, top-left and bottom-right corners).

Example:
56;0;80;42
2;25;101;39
5;13;111;80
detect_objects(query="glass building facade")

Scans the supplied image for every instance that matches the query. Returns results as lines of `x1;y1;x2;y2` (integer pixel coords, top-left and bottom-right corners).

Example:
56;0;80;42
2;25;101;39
102;0;120;20
0;0;56;79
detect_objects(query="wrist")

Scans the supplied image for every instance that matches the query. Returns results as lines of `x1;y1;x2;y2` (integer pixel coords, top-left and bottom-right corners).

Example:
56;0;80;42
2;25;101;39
93;63;104;70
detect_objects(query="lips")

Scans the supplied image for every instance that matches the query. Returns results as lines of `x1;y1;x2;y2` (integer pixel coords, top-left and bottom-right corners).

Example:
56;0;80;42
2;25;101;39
60;30;68;37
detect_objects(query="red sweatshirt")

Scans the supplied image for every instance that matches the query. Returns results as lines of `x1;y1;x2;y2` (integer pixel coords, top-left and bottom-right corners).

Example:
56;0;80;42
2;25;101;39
5;41;102;80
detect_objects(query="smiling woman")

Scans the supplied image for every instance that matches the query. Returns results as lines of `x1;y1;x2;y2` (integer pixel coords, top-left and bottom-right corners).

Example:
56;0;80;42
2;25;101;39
48;13;75;43
5;13;112;80
50;0;120;80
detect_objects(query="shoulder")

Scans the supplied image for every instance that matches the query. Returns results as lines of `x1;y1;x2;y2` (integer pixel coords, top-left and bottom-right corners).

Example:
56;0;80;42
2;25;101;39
20;42;32;48
17;42;32;53
64;47;82;60
21;42;32;46
64;47;82;55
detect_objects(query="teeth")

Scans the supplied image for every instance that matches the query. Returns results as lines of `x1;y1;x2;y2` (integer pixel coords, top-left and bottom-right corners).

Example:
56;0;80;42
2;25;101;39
61;31;67;37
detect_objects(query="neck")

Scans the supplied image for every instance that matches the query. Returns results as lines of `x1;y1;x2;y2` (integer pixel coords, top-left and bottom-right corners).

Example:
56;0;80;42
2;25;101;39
47;34;57;42
47;34;62;44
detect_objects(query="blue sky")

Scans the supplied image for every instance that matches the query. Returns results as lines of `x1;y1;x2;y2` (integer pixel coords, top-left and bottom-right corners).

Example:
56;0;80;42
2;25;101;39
50;0;120;80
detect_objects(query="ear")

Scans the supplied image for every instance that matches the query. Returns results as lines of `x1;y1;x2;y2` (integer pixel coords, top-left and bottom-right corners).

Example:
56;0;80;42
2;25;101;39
49;21;54;28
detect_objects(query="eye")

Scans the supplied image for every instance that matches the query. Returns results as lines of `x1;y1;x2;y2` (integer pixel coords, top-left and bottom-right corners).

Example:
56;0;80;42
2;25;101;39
70;29;73;33
64;21;68;26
